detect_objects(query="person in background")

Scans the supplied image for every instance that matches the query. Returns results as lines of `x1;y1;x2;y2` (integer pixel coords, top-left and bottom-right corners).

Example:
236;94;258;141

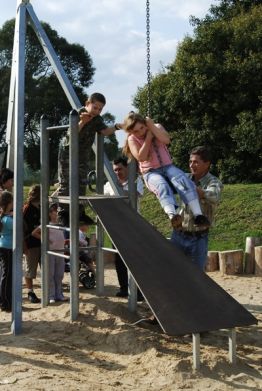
104;156;144;299
0;191;13;312
78;215;96;275
171;146;223;270
32;203;67;304
0;168;14;194
23;184;41;303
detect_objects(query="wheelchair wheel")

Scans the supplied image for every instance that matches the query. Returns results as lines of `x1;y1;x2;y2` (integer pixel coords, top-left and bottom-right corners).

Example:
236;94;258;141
79;270;96;289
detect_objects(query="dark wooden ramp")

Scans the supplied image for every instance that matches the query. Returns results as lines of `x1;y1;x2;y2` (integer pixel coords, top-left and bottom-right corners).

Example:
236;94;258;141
88;198;257;336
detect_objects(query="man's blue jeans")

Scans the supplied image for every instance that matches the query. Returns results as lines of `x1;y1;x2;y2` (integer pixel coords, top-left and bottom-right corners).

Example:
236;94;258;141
171;230;208;270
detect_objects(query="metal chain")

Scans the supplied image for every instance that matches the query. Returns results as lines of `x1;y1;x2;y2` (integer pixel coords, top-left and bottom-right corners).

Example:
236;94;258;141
146;0;151;117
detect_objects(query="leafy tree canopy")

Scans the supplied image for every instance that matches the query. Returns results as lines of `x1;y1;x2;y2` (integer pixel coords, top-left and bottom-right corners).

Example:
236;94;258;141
133;0;262;183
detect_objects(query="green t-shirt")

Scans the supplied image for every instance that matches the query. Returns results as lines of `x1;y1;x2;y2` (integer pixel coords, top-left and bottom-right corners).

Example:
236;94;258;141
62;107;107;155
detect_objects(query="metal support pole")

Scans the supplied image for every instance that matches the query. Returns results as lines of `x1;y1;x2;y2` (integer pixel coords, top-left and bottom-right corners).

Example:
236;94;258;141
5;9;19;170
11;3;27;335
69;110;79;321
228;328;237;364
95;133;105;295
192;333;201;370
128;159;138;312
40;115;50;307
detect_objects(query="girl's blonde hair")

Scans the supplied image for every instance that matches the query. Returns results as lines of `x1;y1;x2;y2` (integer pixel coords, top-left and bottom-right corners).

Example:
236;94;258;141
122;112;146;133
122;112;146;159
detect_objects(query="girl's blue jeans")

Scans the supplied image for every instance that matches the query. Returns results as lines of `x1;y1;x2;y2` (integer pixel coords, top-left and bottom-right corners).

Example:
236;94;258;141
143;164;197;212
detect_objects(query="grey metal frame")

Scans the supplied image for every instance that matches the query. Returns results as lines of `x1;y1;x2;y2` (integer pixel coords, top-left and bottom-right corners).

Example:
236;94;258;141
10;1;27;335
6;1;238;370
40;115;50;308
69;111;79;320
6;0;121;333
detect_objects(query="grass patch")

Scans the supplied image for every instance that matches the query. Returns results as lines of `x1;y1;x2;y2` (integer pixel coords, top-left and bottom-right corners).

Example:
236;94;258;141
140;183;262;252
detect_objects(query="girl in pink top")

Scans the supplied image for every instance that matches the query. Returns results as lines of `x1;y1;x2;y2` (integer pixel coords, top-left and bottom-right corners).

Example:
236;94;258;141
122;112;209;229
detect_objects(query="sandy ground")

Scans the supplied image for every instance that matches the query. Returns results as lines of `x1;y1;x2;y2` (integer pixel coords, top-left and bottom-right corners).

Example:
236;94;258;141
0;264;261;391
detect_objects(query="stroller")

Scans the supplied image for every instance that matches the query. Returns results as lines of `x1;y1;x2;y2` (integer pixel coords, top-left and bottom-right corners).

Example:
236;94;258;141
79;250;96;289
64;240;96;289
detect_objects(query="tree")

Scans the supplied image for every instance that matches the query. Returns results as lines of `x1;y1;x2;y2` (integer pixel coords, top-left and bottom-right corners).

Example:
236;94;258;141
133;0;262;182
0;19;118;178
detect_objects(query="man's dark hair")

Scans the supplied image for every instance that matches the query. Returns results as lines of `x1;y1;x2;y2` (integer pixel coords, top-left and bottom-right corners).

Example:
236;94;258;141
88;92;106;105
190;146;212;162
113;156;128;167
0;168;14;186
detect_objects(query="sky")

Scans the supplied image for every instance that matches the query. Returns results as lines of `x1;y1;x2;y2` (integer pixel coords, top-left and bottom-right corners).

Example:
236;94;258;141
0;0;216;145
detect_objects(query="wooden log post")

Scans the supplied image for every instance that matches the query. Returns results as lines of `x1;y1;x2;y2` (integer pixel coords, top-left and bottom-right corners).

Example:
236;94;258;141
219;250;244;275
245;237;262;274
254;246;262;276
205;251;219;272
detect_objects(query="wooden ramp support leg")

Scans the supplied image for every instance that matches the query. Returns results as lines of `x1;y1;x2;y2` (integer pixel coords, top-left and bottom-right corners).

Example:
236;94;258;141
192;333;200;370
228;328;236;364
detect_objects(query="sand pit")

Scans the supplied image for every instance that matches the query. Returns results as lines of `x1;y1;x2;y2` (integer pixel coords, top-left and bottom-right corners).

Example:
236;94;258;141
0;265;261;390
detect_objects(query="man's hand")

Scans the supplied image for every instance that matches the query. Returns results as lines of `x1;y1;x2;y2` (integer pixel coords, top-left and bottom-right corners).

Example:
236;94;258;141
196;187;205;199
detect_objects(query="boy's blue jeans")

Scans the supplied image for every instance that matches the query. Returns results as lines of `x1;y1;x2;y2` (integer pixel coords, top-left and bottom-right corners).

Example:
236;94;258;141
143;164;197;213
171;230;208;270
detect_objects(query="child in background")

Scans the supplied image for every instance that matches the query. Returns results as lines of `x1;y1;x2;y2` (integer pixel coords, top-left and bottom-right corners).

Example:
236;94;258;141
32;204;67;304
79;215;96;275
0;191;13;312
23;184;41;303
122;112;210;229
0;168;14;195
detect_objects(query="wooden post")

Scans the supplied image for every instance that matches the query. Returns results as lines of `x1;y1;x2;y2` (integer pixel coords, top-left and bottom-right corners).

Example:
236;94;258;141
205;251;219;272
219;250;243;275
254;246;262;276
245;237;262;274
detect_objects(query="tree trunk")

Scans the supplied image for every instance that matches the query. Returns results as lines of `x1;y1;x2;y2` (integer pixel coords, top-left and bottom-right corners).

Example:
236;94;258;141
205;251;219;272
219;250;243;275
254;246;262;276
245;237;262;274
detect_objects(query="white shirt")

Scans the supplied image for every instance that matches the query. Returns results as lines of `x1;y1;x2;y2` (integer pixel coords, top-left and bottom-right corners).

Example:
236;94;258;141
104;177;144;196
49;223;65;250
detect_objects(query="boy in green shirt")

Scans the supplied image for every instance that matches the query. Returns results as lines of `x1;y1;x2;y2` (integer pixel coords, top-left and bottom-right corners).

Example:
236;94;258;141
57;92;120;225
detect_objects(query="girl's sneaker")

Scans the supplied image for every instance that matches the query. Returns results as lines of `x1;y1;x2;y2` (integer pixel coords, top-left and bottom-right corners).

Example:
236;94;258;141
194;215;210;229
170;214;182;229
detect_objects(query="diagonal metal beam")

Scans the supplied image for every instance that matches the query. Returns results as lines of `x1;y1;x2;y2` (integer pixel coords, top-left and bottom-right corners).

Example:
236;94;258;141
26;3;119;192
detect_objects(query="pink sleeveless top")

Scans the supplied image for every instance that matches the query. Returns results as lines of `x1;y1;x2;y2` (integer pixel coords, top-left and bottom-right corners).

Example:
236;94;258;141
128;133;172;174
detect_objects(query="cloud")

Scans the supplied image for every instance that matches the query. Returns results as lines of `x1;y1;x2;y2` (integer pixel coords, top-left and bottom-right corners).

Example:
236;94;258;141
1;0;214;146
153;0;213;20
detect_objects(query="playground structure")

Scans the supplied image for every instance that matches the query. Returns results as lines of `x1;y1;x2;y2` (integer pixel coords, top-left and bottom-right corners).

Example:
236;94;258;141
5;0;257;369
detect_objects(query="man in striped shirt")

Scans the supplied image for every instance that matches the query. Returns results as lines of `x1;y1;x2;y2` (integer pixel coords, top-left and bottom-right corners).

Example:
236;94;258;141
171;146;223;270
